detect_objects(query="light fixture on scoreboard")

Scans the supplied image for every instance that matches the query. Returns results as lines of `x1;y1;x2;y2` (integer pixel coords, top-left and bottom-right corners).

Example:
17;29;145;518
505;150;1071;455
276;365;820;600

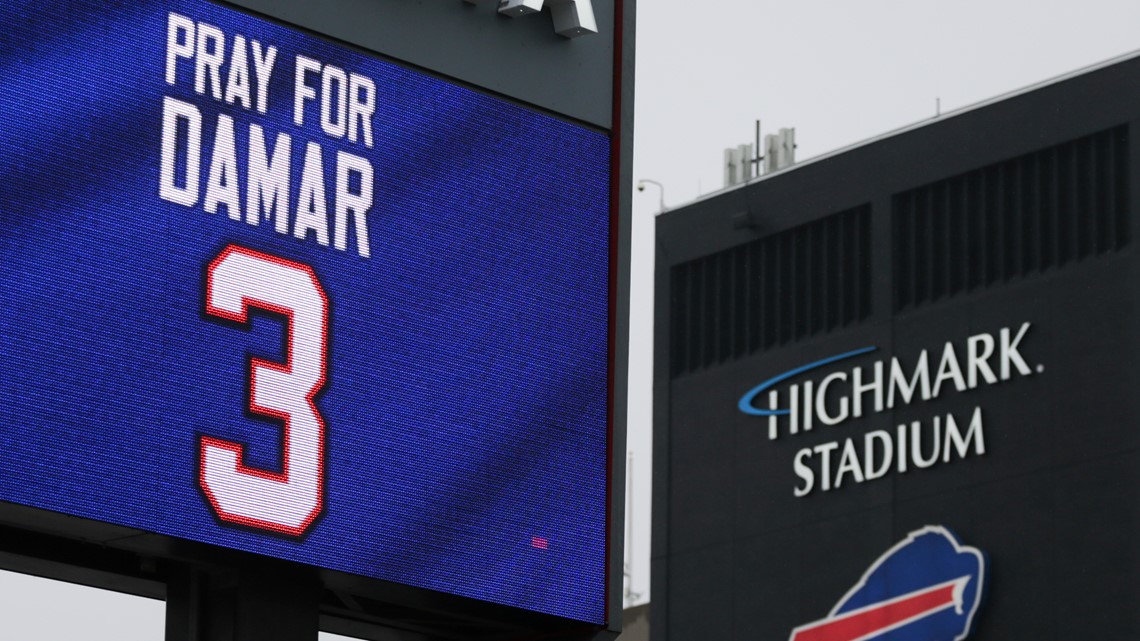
463;0;599;38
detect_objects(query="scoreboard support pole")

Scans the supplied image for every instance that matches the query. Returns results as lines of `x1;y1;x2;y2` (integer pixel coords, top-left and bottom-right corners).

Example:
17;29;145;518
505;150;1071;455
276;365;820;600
165;565;319;641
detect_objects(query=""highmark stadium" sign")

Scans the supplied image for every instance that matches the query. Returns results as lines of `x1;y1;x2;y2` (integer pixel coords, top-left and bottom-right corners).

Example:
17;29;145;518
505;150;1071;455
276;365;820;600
738;323;1039;497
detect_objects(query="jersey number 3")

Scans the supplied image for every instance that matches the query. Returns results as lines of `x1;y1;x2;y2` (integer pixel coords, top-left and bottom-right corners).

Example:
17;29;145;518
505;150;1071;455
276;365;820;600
199;245;328;537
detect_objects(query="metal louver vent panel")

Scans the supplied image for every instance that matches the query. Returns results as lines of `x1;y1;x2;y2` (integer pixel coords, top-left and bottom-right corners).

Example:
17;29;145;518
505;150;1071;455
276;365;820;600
893;126;1130;311
670;206;871;377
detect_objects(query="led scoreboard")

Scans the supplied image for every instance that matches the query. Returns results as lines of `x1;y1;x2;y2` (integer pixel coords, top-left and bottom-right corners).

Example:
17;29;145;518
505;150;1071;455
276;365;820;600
0;0;628;634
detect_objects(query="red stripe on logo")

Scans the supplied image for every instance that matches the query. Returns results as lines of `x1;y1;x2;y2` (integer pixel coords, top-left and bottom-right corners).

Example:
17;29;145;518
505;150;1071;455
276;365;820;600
790;577;968;641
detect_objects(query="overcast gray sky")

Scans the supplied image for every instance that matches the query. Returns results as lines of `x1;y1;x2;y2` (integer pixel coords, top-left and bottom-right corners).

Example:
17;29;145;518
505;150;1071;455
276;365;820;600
6;1;1140;638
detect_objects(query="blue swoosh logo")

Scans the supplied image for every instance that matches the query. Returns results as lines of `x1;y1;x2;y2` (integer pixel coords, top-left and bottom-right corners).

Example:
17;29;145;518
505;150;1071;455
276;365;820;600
738;346;878;416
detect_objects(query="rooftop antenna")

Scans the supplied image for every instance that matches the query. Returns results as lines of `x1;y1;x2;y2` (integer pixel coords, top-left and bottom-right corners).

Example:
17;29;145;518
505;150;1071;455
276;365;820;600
723;140;753;188
753;119;763;177
764;126;796;174
724;119;797;188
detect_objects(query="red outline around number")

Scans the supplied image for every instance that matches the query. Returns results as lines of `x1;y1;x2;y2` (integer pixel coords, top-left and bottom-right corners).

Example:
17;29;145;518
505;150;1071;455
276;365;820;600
199;244;329;538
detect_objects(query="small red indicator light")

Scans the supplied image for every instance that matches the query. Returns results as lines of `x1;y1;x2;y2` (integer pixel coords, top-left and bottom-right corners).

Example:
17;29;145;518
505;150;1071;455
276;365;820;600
531;536;549;550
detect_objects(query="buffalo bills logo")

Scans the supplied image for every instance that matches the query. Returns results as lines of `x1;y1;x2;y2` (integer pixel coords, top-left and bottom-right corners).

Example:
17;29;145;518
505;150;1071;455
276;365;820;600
790;526;986;641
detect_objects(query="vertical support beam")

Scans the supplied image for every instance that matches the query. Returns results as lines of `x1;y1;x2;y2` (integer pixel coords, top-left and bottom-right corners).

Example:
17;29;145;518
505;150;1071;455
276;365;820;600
166;565;319;641
166;568;205;641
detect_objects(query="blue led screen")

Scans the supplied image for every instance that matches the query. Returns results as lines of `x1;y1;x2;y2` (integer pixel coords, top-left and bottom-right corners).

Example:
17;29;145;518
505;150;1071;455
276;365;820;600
0;0;610;624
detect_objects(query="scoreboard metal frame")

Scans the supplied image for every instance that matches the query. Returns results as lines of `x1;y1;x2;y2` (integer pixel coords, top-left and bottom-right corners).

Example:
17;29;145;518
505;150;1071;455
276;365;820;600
0;1;635;639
